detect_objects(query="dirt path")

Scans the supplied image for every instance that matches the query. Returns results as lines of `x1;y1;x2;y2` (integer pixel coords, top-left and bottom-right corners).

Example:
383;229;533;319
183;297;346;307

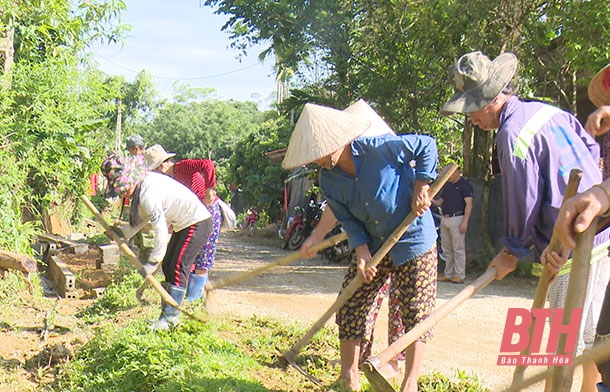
213;231;583;391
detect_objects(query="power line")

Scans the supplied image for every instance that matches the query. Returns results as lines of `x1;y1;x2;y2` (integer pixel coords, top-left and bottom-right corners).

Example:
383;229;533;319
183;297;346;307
94;51;269;81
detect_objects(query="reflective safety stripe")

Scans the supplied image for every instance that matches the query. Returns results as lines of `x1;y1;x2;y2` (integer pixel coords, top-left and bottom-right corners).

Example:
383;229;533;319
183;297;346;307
531;240;610;277
513;105;562;160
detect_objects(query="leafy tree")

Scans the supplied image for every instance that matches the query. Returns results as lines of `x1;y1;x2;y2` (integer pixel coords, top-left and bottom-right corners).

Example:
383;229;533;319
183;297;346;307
0;0;128;247
2;0;130;64
145;88;264;161
10;54;118;224
142;85;267;203
205;0;610;166
226;117;292;220
105;71;159;138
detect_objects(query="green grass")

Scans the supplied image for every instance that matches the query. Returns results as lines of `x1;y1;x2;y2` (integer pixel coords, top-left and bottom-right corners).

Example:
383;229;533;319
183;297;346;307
54;304;344;392
418;370;490;392
0;266;490;392
52;306;490;392
54;319;271;391
76;268;143;324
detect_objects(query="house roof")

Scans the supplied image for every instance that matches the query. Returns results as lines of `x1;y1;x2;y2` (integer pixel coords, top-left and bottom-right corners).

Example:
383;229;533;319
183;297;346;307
265;148;287;165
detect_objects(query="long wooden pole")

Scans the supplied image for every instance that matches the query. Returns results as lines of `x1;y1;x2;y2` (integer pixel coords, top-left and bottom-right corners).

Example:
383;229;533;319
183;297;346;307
363;267;496;373
207;232;346;292
505;343;610;391
550;220;596;391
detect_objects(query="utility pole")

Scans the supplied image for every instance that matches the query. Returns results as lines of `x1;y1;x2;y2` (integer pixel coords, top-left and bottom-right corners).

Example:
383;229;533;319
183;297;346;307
115;99;123;156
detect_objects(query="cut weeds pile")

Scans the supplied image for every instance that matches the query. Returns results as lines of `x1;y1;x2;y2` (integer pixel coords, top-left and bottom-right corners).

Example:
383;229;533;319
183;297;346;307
0;232;490;392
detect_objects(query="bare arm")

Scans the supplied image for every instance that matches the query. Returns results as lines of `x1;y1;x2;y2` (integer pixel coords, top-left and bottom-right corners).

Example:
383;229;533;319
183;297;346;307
459;196;473;234
552;181;610;249
300;207;338;258
411;180;432;217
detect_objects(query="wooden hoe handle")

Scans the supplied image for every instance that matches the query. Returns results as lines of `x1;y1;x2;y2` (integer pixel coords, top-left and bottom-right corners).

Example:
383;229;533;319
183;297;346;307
208;231;347;292
511;169;582;388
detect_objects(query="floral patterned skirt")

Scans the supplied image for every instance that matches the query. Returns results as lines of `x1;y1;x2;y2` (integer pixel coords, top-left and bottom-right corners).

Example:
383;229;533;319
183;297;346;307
194;201;222;271
335;246;437;351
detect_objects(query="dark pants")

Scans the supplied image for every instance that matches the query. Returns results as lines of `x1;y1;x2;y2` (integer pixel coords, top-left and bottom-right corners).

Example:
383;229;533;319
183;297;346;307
596;278;610;386
162;219;212;288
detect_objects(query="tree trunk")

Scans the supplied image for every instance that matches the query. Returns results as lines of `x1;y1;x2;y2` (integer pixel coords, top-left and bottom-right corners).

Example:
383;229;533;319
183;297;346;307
115;99;122;156
462;114;474;176
464;117;498;258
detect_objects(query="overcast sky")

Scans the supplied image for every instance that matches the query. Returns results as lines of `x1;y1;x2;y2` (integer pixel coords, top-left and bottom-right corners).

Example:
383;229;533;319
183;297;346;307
91;0;277;108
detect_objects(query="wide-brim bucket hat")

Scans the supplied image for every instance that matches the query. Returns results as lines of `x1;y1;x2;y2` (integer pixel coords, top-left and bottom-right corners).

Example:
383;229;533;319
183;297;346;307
344;99;395;136
282;103;370;170
101;154;147;197
144;144;176;170
588;63;610;107
440;51;518;115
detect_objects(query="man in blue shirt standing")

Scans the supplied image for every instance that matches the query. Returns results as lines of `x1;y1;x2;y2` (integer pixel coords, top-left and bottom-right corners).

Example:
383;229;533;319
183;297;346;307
433;167;473;284
283;102;438;392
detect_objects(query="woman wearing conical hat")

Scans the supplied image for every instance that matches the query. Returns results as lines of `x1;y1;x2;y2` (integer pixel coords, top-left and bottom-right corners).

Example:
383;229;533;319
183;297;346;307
299;99;407;376
283;103;438;392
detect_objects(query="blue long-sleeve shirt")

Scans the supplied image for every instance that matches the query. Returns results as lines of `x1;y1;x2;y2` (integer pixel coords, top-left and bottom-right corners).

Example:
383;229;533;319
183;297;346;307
319;133;438;266
497;95;610;260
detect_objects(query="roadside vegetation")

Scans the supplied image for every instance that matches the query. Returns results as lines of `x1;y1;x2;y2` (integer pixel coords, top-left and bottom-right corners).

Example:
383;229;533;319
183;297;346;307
0;254;489;392
0;0;608;260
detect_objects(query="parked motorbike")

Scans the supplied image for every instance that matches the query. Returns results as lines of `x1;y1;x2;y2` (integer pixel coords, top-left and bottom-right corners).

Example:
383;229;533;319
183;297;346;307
321;223;353;264
243;208;259;231
282;200;323;250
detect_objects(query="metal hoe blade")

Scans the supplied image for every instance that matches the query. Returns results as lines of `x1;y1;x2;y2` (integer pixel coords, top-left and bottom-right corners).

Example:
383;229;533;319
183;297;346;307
283;349;322;386
361;359;396;392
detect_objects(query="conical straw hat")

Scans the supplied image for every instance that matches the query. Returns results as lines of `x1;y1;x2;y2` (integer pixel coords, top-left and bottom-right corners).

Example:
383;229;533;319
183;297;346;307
588;63;610;107
282;103;370;170
344;99;395;136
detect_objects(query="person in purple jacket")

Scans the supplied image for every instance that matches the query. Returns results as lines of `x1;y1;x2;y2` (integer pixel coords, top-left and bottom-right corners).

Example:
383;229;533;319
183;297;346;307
441;51;610;392
541;62;610;392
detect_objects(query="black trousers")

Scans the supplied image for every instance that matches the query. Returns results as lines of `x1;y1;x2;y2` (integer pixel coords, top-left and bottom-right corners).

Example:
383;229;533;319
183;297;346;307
162;219;212;288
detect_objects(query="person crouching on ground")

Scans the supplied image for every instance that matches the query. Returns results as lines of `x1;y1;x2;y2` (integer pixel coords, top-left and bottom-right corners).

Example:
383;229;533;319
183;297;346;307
282;102;438;392
101;154;212;330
